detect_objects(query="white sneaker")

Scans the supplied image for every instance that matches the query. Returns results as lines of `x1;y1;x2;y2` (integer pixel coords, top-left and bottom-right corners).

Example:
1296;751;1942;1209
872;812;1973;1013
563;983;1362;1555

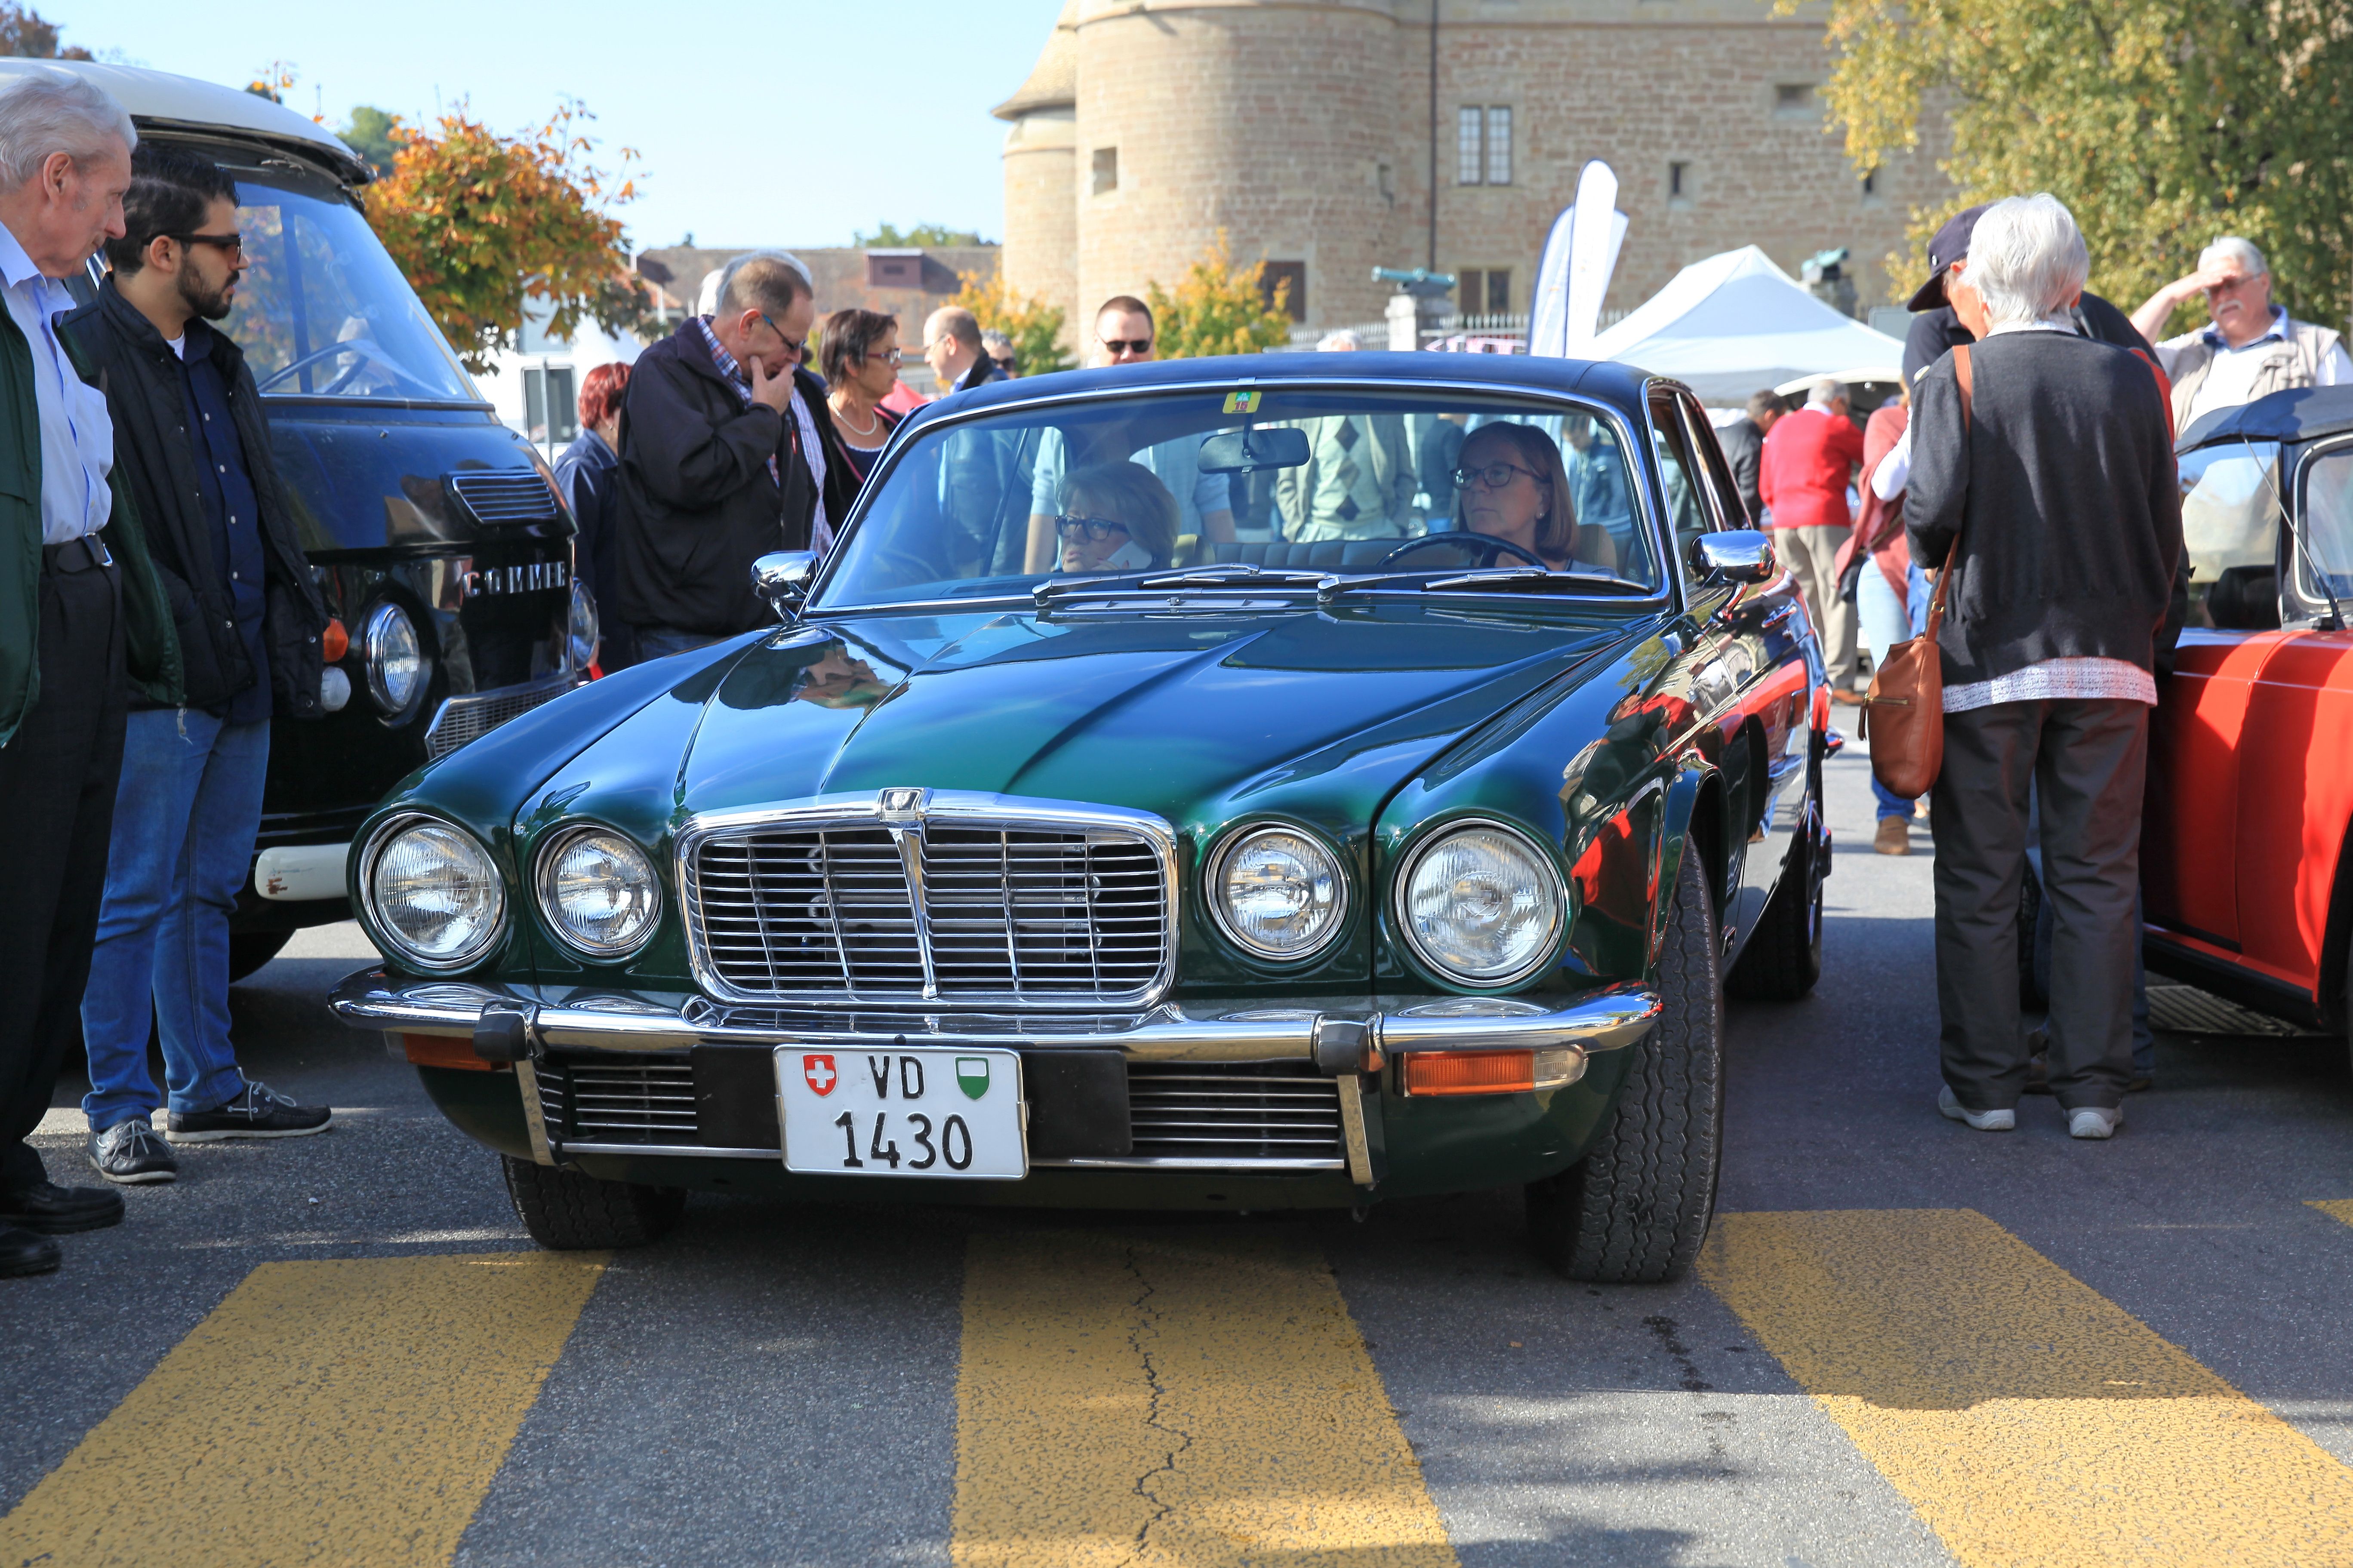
2069;1105;2122;1140
1938;1084;2015;1131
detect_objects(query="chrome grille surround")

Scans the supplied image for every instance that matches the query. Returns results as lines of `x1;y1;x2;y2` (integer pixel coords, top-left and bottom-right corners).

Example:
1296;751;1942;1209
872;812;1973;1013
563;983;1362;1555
535;1053;697;1145
1113;1062;1344;1167
447;468;563;527
676;790;1179;1010
423;672;582;759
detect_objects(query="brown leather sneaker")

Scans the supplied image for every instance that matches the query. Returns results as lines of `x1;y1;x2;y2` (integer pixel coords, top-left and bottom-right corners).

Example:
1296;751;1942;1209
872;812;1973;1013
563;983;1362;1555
1874;817;1910;855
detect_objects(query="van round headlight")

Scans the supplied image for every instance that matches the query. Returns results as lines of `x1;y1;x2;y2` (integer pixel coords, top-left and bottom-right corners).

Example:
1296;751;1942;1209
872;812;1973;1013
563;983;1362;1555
365;818;506;971
362;601;426;713
1395;821;1565;986
536;827;661;957
1211;825;1346;960
567;580;599;670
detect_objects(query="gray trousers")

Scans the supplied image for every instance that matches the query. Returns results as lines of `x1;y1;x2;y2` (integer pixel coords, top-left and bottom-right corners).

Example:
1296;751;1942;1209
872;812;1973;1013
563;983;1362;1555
1930;698;2147;1110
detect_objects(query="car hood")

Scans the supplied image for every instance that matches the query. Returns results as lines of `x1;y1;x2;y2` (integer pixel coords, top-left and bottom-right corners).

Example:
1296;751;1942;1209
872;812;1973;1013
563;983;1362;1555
640;606;1633;832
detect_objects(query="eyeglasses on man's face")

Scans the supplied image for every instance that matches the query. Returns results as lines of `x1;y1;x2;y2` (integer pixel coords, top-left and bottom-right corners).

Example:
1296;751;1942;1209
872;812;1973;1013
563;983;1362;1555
1101;337;1152;356
1055;514;1132;542
757;312;807;360
170;231;243;259
1452;460;1541;491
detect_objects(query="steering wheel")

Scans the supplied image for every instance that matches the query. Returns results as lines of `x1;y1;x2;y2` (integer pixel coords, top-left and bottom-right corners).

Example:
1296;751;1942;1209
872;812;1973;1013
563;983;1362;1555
256;338;442;398
1374;532;1549;572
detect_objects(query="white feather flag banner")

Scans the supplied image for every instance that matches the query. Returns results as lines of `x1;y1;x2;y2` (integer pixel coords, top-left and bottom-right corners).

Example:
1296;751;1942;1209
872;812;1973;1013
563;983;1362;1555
1527;160;1627;358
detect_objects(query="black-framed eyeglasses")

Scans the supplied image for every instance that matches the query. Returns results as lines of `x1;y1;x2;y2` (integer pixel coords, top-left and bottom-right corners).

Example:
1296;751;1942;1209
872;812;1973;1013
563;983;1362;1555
1452;460;1543;491
989;354;1017;370
758;312;807;360
170;231;244;258
1055;514;1132;542
1101;337;1152;355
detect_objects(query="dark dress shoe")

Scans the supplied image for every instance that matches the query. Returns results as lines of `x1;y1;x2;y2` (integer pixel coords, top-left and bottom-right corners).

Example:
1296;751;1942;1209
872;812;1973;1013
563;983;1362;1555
0;1226;61;1277
0;1181;125;1235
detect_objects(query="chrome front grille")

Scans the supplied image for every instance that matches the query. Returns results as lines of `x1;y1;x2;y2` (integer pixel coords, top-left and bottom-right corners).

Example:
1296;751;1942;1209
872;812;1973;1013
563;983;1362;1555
448;468;562;527
683;797;1174;1006
1124;1062;1344;1163
423;673;578;759
538;1055;697;1146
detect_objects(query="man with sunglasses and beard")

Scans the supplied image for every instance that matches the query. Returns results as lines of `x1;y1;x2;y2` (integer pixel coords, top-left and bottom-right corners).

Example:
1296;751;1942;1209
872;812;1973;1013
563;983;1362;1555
61;143;332;1185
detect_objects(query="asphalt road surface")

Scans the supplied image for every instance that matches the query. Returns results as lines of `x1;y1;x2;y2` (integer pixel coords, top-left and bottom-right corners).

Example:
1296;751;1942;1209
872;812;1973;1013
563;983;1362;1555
8;740;2353;1567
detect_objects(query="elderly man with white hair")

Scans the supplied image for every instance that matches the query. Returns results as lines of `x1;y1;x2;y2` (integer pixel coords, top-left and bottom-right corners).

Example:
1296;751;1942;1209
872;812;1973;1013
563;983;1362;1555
0;67;169;1275
1906;193;2181;1143
2130;235;2350;429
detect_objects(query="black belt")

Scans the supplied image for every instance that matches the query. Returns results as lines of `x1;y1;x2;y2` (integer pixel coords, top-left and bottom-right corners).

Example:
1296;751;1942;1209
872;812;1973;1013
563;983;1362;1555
40;534;113;575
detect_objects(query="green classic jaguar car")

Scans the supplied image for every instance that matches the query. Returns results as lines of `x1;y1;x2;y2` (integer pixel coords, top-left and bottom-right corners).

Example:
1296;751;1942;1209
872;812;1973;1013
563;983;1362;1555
330;354;1830;1283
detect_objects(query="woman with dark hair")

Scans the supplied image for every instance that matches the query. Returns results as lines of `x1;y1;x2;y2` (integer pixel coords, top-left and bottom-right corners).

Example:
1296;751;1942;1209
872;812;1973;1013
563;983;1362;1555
819;309;905;489
1053;461;1181;573
1451;422;1619;572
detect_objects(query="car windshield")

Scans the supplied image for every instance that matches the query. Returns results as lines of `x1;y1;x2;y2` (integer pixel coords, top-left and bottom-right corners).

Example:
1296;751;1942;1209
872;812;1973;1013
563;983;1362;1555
2299;444;2353;606
2178;440;2282;625
813;386;1661;611
219;163;477;403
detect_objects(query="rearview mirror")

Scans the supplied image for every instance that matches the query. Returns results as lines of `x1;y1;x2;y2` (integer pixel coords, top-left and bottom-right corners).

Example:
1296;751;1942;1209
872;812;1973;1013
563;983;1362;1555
1688;529;1777;585
751;550;818;621
1198;426;1311;474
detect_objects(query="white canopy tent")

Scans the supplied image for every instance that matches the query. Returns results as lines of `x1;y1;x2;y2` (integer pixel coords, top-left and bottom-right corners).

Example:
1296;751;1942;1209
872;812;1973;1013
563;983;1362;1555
1590;246;1906;403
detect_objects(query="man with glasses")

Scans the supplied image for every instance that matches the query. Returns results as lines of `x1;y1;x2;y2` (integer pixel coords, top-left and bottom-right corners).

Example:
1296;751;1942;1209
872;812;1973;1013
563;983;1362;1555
61;142;334;1184
1022;296;1235;571
2130;236;2351;429
614;251;829;655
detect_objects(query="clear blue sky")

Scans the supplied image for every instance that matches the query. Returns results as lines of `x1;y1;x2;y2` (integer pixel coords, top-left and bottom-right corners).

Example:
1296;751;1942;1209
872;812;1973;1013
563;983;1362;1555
51;0;1068;251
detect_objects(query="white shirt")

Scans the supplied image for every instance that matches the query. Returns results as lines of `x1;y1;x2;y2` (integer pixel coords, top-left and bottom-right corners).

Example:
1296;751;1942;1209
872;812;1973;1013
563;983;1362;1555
2157;305;2353;425
0;221;113;544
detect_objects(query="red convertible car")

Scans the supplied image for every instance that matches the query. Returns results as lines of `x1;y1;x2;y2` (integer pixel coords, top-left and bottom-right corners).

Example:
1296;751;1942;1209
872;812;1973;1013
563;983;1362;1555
2146;386;2353;1044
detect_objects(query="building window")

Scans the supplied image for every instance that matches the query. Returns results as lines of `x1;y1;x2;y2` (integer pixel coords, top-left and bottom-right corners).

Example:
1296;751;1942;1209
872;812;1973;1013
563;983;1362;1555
522;365;576;448
1457;269;1512;315
1457;105;1512;185
1092;146;1118;196
1484;268;1511;313
1774;83;1816;114
1669;161;1689;199
1261;261;1307;321
1861;166;1879;198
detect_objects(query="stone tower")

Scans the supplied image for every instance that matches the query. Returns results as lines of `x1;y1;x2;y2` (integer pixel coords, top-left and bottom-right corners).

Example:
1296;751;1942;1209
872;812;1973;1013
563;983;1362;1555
997;0;1945;353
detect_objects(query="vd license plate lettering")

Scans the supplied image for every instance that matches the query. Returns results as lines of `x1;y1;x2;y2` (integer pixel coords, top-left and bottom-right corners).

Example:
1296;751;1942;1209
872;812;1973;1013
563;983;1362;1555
776;1047;1026;1179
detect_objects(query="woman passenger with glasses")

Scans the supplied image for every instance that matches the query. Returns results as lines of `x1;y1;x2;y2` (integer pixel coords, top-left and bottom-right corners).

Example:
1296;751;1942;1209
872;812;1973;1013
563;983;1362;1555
1451;423;1620;573
1053;461;1180;574
819;309;907;489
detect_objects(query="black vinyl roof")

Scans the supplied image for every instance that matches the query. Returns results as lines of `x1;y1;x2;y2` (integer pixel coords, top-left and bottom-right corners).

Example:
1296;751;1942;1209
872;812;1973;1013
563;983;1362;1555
2177;384;2353;452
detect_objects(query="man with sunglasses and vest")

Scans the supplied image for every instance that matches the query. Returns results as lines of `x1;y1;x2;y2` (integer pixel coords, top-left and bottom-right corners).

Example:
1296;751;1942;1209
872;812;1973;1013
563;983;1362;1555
60;142;333;1186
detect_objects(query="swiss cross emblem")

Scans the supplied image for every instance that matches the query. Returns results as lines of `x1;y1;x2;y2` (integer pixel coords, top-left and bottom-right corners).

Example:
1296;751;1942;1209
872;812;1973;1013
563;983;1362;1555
802;1054;838;1096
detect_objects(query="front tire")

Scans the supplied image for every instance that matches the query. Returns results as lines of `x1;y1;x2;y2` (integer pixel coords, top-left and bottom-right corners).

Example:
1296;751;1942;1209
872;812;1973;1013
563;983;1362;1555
1527;845;1725;1283
502;1155;686;1250
1725;816;1823;1000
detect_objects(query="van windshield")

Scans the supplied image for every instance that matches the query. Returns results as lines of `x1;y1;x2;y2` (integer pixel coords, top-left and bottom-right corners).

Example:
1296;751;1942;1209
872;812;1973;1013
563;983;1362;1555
222;166;477;403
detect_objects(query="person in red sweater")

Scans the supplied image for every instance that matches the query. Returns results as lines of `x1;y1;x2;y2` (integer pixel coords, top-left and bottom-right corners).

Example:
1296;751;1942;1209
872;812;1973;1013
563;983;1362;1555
1759;379;1868;701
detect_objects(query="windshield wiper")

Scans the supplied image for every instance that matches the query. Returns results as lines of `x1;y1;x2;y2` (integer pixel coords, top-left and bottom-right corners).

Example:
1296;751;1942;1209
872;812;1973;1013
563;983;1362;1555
1319;566;1654;602
1032;562;1329;604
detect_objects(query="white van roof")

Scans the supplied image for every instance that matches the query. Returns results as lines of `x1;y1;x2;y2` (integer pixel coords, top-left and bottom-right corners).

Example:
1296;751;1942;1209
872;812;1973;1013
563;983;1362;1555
0;59;368;181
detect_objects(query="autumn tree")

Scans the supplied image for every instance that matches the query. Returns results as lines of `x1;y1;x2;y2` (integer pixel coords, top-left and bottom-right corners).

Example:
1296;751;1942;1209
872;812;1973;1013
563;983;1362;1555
363;102;649;373
338;106;399;178
1789;0;2353;335
1144;233;1294;359
0;2;89;59
948;270;1071;376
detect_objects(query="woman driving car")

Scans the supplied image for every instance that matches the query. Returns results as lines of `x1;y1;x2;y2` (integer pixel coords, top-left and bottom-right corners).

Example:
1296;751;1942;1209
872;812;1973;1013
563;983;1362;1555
1452;423;1620;573
1054;461;1182;573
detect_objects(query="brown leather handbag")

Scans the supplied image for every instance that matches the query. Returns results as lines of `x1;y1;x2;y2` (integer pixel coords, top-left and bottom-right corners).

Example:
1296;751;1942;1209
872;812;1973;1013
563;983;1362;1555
1859;344;1972;799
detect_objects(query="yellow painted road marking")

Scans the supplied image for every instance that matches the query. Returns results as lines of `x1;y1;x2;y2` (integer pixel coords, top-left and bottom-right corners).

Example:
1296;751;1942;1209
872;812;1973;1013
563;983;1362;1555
0;1250;603;1567
953;1229;1456;1567
1700;1209;2353;1568
2308;1199;2353;1228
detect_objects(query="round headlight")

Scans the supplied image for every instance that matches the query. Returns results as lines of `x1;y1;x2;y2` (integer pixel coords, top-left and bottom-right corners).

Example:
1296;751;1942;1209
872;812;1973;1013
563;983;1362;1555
536;827;662;957
567;579;599;670
1396;822;1565;986
367;818;506;970
362;601;426;714
1212;826;1346;960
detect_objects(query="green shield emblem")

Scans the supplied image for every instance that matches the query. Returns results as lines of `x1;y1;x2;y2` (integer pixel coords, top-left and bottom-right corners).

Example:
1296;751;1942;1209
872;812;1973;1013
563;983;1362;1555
956;1057;991;1101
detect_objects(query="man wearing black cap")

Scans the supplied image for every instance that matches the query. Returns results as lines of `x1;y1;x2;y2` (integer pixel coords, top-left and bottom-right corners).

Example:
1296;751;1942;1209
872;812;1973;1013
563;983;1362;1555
1901;203;2151;386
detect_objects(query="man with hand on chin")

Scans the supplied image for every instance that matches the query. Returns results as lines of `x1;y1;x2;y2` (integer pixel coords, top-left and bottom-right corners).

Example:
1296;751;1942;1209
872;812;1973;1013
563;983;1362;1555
2131;236;2350;429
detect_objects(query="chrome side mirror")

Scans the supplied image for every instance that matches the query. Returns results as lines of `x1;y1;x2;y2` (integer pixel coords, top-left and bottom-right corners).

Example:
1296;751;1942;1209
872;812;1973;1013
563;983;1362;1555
751;550;818;621
1688;529;1777;586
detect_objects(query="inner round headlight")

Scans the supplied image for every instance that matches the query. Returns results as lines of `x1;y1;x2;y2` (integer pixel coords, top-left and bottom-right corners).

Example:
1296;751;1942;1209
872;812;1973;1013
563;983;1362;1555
362;601;426;714
1212;826;1346;960
1397;822;1565;986
367;818;506;970
536;827;661;956
567;579;599;671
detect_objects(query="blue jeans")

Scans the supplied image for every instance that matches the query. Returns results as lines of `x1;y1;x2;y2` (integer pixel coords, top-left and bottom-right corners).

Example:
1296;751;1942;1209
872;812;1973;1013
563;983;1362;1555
80;709;269;1130
634;626;727;661
1860;561;1932;821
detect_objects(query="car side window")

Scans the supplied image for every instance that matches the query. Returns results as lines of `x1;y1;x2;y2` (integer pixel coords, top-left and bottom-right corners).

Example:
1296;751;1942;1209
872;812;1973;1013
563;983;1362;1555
1679;394;1745;530
1647;390;1712;588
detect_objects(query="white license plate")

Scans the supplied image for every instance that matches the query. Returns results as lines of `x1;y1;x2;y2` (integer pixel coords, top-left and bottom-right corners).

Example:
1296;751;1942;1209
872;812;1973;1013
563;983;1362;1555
775;1047;1027;1179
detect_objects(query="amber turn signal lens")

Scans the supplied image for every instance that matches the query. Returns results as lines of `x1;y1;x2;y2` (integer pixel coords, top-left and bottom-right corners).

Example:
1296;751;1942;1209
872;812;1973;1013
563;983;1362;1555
322;617;349;662
1401;1047;1581;1097
402;1032;501;1072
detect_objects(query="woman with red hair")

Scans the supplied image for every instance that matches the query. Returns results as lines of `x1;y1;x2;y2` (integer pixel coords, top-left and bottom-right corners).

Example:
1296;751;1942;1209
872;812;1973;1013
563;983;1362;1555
554;360;636;669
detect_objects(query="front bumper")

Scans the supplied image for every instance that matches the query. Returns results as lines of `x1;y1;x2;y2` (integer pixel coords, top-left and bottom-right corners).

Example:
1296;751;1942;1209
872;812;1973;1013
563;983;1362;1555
331;968;1660;1184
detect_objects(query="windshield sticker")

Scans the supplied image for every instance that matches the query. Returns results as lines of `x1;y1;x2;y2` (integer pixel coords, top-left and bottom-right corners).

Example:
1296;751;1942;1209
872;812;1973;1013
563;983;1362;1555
1222;390;1262;415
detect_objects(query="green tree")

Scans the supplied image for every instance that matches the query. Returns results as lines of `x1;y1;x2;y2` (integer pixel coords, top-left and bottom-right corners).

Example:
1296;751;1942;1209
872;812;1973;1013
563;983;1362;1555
1788;0;2353;335
363;101;648;372
949;270;1071;375
1144;232;1293;359
855;221;992;248
339;105;400;178
0;2;89;58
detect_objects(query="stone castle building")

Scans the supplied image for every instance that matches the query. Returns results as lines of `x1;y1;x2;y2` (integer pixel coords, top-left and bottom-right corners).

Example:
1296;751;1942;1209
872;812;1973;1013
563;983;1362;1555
994;0;1946;343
